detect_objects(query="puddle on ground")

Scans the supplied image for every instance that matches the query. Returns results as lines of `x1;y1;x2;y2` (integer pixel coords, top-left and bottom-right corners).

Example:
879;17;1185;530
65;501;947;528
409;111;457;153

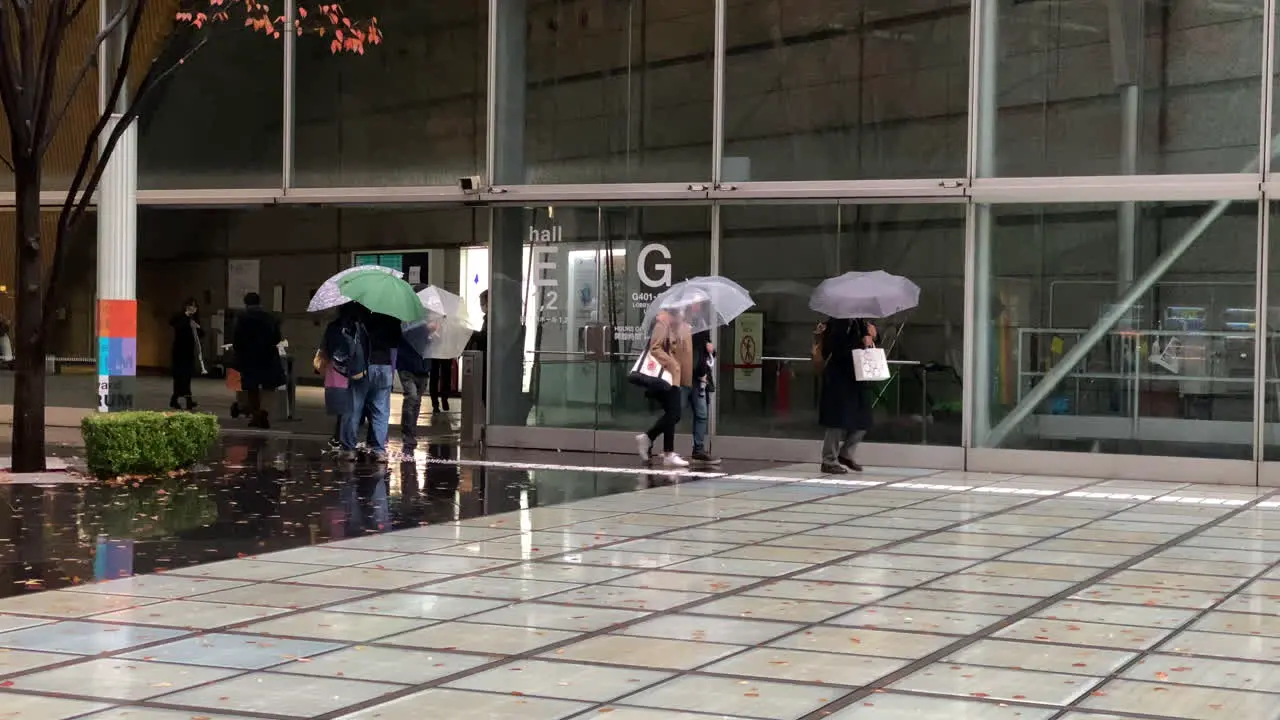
0;437;676;599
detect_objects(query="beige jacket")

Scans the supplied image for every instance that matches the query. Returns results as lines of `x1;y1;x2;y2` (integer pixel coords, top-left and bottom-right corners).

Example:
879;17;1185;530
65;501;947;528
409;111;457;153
648;312;694;388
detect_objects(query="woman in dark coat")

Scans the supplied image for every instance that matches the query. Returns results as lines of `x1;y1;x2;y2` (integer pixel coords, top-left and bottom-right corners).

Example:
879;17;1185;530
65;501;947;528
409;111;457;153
816;317;877;473
169;298;204;410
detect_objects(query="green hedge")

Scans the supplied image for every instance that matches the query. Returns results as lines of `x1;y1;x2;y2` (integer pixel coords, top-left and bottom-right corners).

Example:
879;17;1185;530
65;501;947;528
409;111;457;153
81;411;219;478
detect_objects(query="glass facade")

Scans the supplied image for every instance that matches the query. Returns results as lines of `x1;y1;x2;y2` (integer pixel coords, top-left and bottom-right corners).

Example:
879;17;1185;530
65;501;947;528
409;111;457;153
15;0;1280;478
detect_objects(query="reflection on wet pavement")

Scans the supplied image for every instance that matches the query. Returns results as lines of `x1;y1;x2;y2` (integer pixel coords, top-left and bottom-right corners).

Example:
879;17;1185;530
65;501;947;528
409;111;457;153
0;438;687;599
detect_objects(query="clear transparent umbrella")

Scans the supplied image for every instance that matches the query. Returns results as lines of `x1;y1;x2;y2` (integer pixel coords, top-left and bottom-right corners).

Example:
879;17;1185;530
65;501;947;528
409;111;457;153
808;270;920;319
307;265;403;313
641;276;755;335
402;286;475;358
416;285;469;323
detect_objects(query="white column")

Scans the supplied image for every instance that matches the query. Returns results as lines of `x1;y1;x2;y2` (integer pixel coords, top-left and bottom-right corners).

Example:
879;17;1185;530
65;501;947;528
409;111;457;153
97;115;137;303
95;114;139;413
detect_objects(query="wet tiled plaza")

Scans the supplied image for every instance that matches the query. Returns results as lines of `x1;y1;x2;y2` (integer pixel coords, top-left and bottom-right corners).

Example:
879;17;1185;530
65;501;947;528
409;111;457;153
2;453;1280;719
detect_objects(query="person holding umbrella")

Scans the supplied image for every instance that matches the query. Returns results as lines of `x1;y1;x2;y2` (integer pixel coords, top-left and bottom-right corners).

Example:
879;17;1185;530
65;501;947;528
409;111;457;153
636;277;754;467
814;318;876;473
809;270;919;474
309;266;424;462
688;300;719;465
637;306;693;467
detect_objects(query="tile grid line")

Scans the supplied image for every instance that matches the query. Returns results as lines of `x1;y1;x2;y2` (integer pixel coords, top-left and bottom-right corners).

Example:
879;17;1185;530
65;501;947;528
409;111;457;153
301;475;1138;720
4;471;1102;720
781;487;1280;720
0;471;966;719
542;493;1266;716
1;473;1224;720
1042;521;1280;720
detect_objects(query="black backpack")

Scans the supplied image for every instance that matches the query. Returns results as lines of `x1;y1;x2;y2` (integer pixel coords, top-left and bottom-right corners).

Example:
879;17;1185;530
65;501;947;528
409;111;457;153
330;320;369;380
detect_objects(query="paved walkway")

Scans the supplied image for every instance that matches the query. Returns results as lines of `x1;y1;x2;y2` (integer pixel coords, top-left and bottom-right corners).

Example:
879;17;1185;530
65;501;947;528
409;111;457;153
0;462;1277;719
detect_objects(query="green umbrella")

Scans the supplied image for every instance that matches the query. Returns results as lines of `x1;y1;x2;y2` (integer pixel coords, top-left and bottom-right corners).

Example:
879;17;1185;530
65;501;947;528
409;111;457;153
338;271;425;323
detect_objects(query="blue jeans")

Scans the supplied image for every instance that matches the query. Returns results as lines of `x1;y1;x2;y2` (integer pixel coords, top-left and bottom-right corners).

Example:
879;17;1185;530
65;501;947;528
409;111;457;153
685;385;709;454
342;365;393;453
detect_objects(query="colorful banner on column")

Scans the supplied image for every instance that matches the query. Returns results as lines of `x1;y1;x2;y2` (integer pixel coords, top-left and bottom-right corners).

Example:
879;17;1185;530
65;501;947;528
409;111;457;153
97;299;136;412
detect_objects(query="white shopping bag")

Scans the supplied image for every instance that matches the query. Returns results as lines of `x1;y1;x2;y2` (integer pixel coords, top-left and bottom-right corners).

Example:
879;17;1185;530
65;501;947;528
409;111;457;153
629;350;675;390
852;348;891;382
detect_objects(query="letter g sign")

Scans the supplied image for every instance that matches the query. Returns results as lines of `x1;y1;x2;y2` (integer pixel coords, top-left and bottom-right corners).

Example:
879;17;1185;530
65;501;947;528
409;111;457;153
638;243;672;288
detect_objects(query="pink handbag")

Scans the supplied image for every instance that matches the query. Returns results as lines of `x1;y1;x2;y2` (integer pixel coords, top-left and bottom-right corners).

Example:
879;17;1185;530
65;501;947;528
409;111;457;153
324;365;348;389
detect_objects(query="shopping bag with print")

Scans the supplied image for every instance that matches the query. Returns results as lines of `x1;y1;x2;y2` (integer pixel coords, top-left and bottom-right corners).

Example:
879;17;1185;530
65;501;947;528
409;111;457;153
628;349;674;391
851;347;891;382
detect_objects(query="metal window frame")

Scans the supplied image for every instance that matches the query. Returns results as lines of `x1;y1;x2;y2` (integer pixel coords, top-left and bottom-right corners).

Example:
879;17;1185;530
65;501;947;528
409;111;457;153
711;179;967;202
970;175;1263;204
711;0;726;188
282;0;295;193
482;183;711;204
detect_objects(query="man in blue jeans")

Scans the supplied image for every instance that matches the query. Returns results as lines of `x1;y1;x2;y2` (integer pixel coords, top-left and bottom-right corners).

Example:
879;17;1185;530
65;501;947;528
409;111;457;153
689;327;720;465
341;309;401;463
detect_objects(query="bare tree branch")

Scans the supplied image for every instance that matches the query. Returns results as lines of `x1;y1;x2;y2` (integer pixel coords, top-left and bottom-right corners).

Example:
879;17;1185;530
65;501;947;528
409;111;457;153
56;0;146;237
15;1;36;154
0;5;31;152
46;7;210;321
66;0;94;26
40;0;136;155
30;0;70;156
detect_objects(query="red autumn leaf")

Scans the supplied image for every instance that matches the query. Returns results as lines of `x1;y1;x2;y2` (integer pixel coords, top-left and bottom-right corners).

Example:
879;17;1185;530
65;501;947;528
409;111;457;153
175;0;384;56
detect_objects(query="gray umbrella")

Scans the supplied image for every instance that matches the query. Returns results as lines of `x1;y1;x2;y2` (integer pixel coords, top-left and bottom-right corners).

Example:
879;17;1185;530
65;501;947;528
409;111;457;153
808;271;920;319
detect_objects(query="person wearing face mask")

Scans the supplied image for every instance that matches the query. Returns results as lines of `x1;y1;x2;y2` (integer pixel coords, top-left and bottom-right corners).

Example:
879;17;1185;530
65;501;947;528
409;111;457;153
169;298;205;410
636;306;693;468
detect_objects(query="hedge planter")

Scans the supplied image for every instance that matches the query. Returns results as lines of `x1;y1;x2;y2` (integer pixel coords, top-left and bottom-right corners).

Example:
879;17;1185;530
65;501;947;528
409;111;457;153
81;412;219;479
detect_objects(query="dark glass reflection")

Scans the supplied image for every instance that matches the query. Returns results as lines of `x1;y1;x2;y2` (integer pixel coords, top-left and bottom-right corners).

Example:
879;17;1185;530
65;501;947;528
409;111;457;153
0;437;660;599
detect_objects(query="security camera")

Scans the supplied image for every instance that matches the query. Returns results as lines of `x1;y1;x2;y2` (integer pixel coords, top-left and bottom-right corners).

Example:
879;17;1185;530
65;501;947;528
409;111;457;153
458;176;482;194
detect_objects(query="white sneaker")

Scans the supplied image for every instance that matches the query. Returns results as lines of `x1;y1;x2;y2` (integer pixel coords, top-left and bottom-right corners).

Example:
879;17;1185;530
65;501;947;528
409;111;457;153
663;453;689;468
635;434;652;463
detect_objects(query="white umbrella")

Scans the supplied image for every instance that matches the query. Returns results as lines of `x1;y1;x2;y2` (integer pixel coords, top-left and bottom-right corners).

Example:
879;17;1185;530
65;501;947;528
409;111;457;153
641;276;755;335
307;265;403;313
416;285;471;326
809;270;920;319
403;285;475;359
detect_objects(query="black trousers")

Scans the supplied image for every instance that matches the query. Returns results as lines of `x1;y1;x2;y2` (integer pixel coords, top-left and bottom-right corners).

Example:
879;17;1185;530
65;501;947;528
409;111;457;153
645;386;683;453
171;366;193;400
428;359;451;404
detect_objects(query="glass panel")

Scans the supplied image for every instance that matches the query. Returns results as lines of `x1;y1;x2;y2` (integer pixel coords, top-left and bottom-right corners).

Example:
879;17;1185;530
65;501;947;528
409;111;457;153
989;0;1264;176
513;1;715;183
136;206;482;378
0;210;97;359
718;203;964;446
522;206;605;429
723;1;971;181
488;205;712;432
593;205;712;432
974;200;1259;460
293;2;487;187
138;11;283;189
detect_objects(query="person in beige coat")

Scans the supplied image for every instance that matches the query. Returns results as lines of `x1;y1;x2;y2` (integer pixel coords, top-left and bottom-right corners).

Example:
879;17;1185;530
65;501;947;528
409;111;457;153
637;308;694;467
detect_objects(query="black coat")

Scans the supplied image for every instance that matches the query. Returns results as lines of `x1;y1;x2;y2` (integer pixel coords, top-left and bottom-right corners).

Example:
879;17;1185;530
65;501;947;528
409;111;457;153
818;319;874;431
233;306;285;391
170;312;204;374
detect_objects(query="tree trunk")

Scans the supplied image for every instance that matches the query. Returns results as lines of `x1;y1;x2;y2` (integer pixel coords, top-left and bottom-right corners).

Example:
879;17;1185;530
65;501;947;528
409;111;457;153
11;161;47;474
